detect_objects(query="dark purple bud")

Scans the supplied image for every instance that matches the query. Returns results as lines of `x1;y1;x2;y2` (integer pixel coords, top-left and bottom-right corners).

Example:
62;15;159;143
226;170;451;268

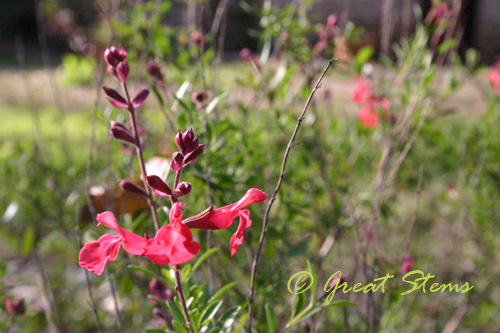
184;136;200;155
183;144;204;166
119;180;148;197
107;65;118;79
104;46;120;67
132;87;150;108
110;121;136;145
146;61;164;84
173;182;192;198
103;86;128;108
192;90;208;105
104;46;127;67
182;128;195;143
146;175;172;198
170;152;184;171
117;61;130;83
191;30;203;46
5;298;25;316
175;130;184;152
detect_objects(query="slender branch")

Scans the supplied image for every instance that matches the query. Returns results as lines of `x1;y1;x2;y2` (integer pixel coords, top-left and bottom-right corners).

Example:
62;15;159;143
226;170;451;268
105;268;124;332
173;265;194;332
247;59;335;331
121;83;161;231
75;209;103;332
405;165;424;254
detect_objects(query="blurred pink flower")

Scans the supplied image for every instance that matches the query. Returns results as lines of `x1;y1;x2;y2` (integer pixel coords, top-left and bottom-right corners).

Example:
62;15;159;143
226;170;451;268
358;107;379;128
488;69;500;92
400;253;415;274
352;75;372;105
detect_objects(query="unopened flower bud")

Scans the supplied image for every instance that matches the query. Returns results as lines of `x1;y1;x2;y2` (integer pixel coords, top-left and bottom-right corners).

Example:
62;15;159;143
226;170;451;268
192;90;208;105
146;60;164;85
400;253;415;274
170;152;184;171
119;180;148;197
104;46;127;67
110;121;136;145
5;298;25;316
146;175;172;198
117;61;130;83
183;144;204;166
174;182;192;198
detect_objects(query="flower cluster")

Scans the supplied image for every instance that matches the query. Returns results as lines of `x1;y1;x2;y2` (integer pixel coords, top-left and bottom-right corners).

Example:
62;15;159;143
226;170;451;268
351;75;391;128
79;46;267;277
314;14;338;55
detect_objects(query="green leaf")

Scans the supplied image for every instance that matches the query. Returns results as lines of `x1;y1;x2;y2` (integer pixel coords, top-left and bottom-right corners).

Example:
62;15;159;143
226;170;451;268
199;300;223;327
323;300;357;307
191;248;219;273
171;320;189;333
291;290;306;319
167;299;186;324
211;305;242;332
207;282;236;304
206;92;228;115
306;260;318;305
21;225;36;256
355;45;374;70
128;265;172;287
265;304;277;333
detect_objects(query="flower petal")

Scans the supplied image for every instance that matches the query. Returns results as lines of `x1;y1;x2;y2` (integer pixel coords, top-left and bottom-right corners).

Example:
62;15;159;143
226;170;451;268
96;211;146;255
144;223;200;265
79;234;122;275
229;209;251;257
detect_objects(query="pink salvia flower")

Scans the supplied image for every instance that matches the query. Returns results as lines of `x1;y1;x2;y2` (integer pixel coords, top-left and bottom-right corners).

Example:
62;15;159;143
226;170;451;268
144;202;200;265
79;212;147;275
183;188;267;256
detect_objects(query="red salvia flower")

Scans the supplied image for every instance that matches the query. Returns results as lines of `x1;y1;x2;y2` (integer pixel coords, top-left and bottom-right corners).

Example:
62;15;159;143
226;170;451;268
182;188;267;256
79;212;147;275
144;202;200;265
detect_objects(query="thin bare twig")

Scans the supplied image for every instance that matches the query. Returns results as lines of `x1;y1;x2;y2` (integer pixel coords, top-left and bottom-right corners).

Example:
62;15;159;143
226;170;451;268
75;209;103;332
247;59;335;331
405;165;424;254
105;268;124;332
